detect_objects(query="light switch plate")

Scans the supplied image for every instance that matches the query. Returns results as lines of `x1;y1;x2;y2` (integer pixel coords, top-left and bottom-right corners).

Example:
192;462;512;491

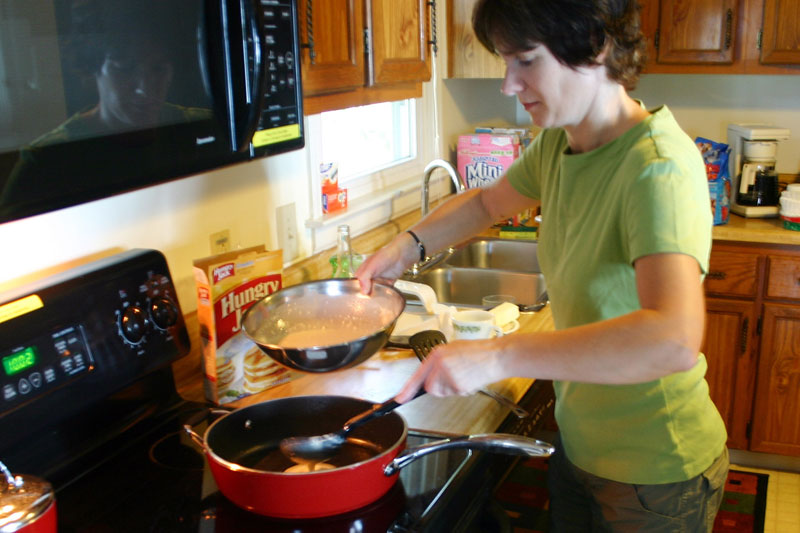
276;203;298;261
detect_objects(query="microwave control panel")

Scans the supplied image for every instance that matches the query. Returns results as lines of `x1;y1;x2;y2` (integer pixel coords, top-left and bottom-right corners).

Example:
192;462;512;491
252;0;304;154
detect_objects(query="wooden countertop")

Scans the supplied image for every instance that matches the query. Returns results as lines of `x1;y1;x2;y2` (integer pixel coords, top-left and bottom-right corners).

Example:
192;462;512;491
172;307;555;436
713;214;800;246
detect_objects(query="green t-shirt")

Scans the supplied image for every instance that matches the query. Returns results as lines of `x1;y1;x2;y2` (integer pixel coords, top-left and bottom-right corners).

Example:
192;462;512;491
506;105;727;484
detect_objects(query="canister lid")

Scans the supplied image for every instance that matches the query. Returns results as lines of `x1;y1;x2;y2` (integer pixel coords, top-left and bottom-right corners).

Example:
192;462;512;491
0;461;55;533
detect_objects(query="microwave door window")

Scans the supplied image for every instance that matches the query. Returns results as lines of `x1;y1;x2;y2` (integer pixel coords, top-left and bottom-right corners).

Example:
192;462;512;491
0;0;230;222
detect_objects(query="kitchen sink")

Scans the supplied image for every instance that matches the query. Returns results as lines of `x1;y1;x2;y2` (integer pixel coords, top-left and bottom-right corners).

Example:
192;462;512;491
404;267;546;308
443;237;540;272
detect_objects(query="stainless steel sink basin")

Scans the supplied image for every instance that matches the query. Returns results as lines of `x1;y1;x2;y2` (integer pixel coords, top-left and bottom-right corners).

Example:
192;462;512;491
444;238;540;273
405;267;546;308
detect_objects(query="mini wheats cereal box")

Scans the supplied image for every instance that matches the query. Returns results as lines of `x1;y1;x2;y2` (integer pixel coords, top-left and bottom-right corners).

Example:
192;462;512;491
457;133;521;189
193;245;292;404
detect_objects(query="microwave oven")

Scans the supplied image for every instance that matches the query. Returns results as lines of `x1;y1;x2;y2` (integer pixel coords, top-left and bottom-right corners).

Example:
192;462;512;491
0;0;304;224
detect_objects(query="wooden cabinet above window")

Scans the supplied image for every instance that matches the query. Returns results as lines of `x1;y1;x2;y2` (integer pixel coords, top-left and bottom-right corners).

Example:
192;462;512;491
299;0;434;115
446;0;505;78
640;0;800;74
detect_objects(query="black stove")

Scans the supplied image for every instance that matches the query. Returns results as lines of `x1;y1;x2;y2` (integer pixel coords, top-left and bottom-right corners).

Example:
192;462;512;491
0;249;554;533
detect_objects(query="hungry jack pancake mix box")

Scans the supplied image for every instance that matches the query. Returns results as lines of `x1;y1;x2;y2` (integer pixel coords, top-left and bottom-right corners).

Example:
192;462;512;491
193;245;294;404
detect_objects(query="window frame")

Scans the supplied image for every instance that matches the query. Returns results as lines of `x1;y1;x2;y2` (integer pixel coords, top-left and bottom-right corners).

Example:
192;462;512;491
303;84;447;254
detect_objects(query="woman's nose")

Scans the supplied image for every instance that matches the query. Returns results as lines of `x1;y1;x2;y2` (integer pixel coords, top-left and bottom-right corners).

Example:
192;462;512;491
500;67;522;96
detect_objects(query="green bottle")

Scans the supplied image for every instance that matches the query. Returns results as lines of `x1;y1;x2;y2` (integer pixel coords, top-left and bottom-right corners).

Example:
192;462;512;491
331;224;355;278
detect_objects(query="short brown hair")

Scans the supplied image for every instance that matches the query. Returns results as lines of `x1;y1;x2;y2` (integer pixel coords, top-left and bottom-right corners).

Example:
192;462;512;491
472;0;647;90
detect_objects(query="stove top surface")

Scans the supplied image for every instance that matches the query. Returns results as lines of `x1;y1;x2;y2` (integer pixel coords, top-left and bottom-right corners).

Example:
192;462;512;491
53;403;474;533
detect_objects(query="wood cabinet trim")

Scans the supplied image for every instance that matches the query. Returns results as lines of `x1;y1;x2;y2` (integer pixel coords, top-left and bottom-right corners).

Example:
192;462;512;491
303;82;423;115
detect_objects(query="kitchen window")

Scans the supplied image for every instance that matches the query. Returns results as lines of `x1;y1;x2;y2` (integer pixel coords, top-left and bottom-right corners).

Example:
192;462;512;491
319;100;416;182
305;86;445;254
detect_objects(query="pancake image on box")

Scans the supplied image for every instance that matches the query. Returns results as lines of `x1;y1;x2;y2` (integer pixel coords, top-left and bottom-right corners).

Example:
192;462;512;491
243;348;291;393
215;356;236;392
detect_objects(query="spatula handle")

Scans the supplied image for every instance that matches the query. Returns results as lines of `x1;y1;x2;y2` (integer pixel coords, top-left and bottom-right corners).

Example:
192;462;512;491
342;388;426;432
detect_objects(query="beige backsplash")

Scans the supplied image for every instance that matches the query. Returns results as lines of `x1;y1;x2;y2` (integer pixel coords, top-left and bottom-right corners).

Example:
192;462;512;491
282;206;426;287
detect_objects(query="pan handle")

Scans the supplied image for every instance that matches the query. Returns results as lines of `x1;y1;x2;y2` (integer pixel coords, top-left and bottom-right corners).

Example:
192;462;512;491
181;406;232;450
384;433;554;476
183;425;207;450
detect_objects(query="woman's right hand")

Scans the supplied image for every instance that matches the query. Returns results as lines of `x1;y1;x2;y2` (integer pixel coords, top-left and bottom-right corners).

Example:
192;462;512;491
355;231;419;294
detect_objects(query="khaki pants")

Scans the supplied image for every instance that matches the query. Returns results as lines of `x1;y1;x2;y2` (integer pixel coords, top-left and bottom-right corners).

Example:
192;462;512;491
547;435;729;533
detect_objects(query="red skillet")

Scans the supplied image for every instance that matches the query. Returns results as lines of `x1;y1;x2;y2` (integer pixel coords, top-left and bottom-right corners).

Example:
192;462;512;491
185;395;553;519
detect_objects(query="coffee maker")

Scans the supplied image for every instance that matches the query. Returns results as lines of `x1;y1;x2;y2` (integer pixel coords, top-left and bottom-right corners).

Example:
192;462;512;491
727;124;790;218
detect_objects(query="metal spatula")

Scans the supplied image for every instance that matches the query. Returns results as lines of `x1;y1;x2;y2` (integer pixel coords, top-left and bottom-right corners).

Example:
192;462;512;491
408;330;529;419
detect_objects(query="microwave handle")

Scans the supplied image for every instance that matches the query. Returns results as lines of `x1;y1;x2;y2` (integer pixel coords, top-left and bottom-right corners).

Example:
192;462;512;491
201;0;266;153
236;0;267;152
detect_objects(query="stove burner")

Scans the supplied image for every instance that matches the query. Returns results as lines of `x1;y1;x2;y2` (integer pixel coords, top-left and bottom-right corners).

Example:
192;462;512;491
148;430;204;471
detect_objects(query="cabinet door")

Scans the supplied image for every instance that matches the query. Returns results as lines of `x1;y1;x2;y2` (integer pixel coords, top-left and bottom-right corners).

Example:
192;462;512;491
446;0;505;78
750;303;800;456
656;0;738;64
766;254;800;301
760;0;800;64
368;0;431;85
705;249;761;298
703;298;759;450
299;0;365;96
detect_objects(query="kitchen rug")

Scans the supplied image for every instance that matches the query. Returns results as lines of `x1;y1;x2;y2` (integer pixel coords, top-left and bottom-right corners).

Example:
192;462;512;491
493;459;768;533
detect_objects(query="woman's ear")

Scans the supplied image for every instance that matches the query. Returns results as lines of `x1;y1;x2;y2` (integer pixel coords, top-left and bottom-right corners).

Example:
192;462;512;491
595;39;611;65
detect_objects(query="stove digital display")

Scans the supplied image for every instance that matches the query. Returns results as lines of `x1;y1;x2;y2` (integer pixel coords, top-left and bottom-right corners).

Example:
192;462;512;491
2;346;37;376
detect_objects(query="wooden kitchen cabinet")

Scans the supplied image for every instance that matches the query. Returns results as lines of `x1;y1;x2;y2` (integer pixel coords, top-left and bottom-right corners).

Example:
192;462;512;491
702;241;800;456
751;303;800;455
298;0;433;114
640;0;800;74
702;248;763;450
703;298;759;450
298;0;365;97
446;0;505;78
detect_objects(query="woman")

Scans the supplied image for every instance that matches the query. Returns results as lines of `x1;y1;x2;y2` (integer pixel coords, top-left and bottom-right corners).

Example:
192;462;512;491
356;0;729;531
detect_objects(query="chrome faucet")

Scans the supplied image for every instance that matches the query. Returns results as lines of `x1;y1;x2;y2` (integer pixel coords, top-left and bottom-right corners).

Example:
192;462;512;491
407;159;466;277
421;159;466;217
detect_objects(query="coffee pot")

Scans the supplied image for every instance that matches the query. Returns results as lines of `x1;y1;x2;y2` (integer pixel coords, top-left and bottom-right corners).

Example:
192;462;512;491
737;140;779;207
727;124;790;218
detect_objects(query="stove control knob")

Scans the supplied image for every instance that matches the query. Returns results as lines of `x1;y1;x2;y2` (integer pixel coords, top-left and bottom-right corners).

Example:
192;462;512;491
149;298;178;330
120;306;148;344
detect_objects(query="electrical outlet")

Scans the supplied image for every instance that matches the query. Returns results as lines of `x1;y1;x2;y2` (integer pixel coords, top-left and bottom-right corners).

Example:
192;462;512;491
276;202;298;261
209;229;230;255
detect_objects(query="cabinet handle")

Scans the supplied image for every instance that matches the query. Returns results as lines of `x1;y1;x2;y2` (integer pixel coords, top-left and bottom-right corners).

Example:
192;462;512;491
724;9;733;50
739;317;748;355
300;0;316;64
707;270;727;280
427;0;438;55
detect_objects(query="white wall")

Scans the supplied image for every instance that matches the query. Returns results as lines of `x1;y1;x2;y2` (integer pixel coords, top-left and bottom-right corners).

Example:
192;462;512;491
631;74;800;174
0;148;312;309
